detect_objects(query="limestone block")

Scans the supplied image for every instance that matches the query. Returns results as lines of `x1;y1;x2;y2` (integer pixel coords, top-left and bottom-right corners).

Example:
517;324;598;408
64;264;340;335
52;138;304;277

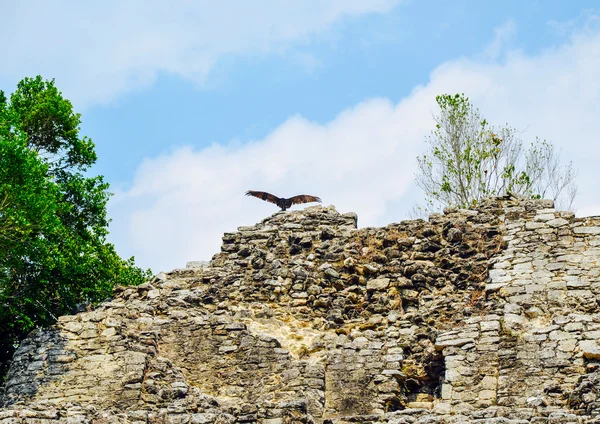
435;338;475;350
580;340;600;359
433;402;452;414
534;213;556;222
547;218;569;228
366;277;390;290
585;330;600;339
574;226;600;235
504;313;527;328
549;330;573;341
479;390;496;400
525;222;546;230
147;289;160;299
62;321;83;333
438;383;452;401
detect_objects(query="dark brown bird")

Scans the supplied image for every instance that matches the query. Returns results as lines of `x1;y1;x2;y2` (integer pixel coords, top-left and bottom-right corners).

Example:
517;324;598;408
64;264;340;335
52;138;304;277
245;190;322;211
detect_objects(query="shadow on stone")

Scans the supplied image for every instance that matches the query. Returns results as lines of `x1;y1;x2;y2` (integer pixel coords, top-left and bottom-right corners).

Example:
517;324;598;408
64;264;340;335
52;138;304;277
1;327;71;407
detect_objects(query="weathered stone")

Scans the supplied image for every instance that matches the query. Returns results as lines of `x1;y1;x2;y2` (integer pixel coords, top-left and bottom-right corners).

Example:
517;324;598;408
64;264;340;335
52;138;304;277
580;340;600;359
2;198;600;423
366;277;390;290
435;337;476;350
547;218;569;228
146;289;160;299
574;226;600;235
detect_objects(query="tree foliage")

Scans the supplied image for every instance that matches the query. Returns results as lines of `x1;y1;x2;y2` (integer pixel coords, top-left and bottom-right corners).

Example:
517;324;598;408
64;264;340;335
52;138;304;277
0;77;151;380
416;94;577;212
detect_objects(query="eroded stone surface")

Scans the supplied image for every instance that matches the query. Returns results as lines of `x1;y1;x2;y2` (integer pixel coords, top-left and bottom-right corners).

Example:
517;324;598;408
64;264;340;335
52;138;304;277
1;197;600;423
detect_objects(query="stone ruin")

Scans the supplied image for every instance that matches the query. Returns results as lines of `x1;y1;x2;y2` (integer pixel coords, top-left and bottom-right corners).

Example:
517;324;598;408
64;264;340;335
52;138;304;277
1;195;600;423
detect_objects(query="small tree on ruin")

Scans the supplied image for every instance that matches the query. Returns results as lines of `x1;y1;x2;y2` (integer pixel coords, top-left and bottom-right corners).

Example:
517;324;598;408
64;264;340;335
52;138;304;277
415;93;577;213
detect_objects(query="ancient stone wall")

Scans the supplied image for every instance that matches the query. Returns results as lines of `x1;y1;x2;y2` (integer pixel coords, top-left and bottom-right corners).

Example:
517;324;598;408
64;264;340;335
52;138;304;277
488;201;600;409
1;197;599;423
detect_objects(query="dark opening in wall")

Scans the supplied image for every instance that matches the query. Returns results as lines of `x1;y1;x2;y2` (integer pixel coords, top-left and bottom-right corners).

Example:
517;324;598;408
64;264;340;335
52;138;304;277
427;351;446;398
401;351;446;403
384;396;404;412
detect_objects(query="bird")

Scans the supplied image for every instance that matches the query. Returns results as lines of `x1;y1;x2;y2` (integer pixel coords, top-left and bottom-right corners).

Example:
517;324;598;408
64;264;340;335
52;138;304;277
245;190;322;211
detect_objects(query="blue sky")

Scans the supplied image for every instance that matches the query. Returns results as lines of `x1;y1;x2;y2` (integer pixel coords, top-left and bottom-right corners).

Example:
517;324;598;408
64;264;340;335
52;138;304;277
83;0;596;184
2;1;600;271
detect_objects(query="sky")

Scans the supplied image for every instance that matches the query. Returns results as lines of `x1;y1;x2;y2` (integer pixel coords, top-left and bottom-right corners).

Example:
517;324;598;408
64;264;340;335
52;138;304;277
1;1;600;272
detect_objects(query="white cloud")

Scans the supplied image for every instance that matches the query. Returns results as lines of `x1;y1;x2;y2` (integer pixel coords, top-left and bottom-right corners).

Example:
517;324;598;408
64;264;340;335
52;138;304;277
109;19;600;272
482;19;516;61
0;1;401;107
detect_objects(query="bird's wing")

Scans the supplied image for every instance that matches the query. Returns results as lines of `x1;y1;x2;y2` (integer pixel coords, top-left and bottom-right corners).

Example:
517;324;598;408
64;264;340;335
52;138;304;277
289;194;322;205
245;190;281;205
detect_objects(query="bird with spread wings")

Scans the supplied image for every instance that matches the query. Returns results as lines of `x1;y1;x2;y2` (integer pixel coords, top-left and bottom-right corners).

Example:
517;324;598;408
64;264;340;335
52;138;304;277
245;190;321;211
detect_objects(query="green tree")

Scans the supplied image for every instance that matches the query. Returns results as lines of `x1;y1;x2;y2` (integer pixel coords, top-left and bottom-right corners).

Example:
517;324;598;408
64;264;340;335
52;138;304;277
0;135;58;251
0;77;151;380
416;94;577;212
